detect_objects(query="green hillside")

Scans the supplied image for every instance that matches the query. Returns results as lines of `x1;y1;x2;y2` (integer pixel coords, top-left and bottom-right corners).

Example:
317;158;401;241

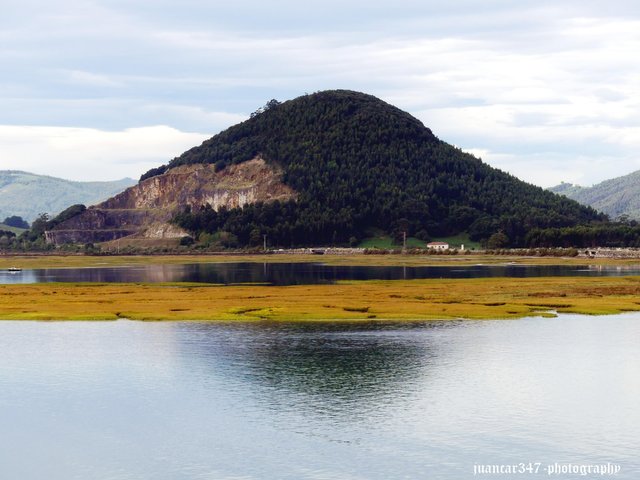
549;171;640;220
0;223;27;235
0;171;135;223
141;90;603;247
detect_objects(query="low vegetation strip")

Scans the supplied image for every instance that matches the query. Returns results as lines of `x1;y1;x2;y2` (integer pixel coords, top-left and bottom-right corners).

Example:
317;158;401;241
1;276;640;321
3;253;640;270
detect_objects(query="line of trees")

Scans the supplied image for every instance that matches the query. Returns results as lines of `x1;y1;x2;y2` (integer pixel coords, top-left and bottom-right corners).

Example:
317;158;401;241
1;205;87;251
525;224;640;248
2;216;29;229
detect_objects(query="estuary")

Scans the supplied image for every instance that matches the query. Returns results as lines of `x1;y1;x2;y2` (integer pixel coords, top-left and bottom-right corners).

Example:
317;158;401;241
1;315;639;479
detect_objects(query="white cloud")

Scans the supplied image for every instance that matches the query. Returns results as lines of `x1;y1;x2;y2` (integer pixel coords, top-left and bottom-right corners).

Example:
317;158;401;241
0;125;211;181
67;70;124;88
1;1;640;186
464;148;640;188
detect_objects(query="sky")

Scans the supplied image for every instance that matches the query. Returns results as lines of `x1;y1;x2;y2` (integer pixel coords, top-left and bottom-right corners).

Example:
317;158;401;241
1;0;640;187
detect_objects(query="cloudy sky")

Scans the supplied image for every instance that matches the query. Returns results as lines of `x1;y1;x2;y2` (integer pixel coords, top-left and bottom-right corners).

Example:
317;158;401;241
2;0;639;187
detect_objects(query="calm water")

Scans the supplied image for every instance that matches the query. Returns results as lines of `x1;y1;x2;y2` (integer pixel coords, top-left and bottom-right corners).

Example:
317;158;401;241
1;315;639;479
3;262;640;285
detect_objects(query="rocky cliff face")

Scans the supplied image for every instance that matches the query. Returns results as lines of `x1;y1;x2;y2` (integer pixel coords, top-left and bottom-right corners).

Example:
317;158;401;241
46;158;296;245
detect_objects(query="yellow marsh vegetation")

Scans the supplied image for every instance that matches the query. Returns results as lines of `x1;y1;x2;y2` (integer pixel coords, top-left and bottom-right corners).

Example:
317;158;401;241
2;276;640;321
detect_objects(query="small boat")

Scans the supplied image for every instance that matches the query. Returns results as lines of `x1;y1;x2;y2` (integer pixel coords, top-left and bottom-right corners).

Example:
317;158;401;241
7;267;22;272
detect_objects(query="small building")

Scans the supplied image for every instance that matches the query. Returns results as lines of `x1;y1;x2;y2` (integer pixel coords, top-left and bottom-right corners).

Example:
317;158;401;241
427;241;449;251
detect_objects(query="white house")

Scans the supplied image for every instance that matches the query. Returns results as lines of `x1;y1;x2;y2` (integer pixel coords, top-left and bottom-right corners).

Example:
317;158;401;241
427;241;449;251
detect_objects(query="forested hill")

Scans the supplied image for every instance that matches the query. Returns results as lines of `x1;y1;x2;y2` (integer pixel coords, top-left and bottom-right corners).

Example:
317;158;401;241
549;170;640;221
143;90;604;247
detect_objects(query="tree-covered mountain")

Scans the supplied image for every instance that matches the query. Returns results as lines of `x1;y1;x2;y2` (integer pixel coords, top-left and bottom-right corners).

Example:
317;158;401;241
139;90;602;247
0;171;135;223
549;170;640;221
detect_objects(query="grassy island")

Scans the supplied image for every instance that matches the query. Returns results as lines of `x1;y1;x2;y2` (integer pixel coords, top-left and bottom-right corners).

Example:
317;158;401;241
2;276;640;321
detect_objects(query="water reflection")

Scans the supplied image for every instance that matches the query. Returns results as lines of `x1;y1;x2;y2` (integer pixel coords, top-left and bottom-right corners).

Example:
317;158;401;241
1;317;639;479
174;322;449;420
4;262;640;285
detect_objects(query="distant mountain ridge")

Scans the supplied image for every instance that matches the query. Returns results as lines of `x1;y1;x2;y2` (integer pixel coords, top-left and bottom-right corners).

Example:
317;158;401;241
549;169;640;220
0;170;135;223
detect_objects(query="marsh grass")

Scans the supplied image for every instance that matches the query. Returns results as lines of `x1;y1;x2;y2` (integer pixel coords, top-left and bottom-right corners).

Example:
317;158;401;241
2;276;640;321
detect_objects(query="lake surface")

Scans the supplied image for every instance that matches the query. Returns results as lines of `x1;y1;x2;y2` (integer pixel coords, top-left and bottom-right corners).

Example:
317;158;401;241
1;315;639;479
3;262;640;285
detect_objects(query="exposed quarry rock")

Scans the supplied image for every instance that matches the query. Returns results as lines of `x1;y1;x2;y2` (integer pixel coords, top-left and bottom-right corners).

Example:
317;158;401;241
46;157;296;245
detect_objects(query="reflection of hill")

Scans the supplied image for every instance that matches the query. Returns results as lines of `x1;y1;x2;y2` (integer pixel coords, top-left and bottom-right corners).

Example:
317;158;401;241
173;322;447;418
194;262;296;285
31;265;193;283
19;262;640;285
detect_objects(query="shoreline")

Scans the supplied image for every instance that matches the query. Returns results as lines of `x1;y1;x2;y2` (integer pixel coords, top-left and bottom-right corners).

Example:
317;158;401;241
3;252;640;269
